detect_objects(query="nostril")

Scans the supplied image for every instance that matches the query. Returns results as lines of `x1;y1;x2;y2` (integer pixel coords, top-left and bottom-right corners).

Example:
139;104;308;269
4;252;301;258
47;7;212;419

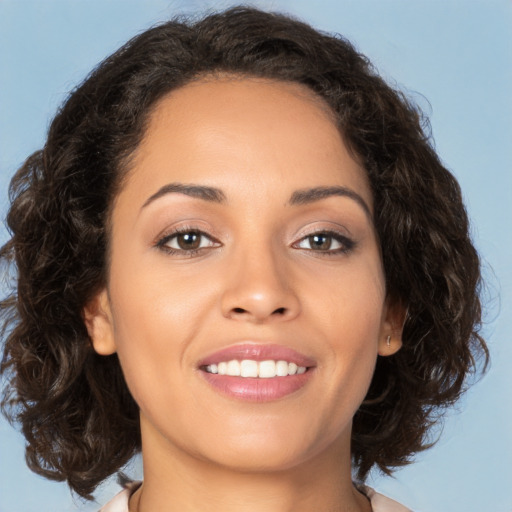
273;307;287;315
233;307;246;314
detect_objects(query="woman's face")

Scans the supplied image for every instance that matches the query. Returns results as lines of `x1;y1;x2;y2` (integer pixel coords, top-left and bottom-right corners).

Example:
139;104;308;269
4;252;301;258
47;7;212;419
87;77;401;473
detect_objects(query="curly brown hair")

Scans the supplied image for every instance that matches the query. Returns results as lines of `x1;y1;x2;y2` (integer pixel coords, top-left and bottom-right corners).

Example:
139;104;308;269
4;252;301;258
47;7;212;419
0;6;488;500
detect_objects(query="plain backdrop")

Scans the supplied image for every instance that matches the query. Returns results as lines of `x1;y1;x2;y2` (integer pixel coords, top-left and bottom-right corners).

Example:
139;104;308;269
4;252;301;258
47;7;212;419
0;1;511;511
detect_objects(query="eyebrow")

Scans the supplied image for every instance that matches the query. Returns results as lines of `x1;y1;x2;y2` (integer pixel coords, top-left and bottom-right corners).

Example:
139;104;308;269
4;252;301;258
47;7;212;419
289;186;372;218
142;183;226;208
141;182;371;219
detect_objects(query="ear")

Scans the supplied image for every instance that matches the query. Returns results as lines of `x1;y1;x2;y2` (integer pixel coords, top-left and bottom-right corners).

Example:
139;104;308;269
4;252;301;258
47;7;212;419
378;298;407;357
83;288;116;355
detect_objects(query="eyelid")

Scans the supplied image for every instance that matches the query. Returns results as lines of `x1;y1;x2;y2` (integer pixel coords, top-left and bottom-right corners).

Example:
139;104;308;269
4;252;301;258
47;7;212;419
292;222;352;242
154;224;222;255
291;226;356;254
152;218;219;244
295;233;345;250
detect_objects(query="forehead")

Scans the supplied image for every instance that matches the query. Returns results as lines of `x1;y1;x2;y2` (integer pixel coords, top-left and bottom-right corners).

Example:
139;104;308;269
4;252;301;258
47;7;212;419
148;74;339;129
122;76;372;210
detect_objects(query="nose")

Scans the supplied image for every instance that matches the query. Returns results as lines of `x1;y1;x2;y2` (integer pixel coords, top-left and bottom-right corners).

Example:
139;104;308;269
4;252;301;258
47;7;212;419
220;246;301;324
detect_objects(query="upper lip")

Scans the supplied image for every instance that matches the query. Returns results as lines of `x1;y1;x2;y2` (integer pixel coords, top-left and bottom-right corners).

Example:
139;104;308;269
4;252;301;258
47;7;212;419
198;343;316;368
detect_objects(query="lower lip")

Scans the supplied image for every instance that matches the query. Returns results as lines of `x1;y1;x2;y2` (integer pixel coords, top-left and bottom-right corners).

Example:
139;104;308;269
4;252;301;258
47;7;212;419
200;370;314;402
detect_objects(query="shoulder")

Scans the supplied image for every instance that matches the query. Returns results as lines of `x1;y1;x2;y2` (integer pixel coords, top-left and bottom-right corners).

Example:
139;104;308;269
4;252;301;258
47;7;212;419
362;484;413;512
98;482;141;512
98;482;412;512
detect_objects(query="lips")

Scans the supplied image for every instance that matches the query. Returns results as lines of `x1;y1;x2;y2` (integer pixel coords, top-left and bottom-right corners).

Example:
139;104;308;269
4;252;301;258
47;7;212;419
198;344;316;402
198;343;315;368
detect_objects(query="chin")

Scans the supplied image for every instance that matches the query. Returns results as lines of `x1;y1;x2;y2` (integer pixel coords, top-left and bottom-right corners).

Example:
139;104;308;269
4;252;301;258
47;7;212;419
190;417;348;474
204;444;316;473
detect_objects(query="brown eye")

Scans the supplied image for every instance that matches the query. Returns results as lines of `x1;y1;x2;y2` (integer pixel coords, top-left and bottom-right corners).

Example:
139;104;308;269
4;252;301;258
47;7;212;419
158;230;219;253
307;234;332;250
176;232;201;250
294;231;355;254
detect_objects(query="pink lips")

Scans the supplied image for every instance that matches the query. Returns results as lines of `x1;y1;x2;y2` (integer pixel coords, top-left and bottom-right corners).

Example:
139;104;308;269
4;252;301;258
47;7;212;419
198;344;315;402
198;344;315;367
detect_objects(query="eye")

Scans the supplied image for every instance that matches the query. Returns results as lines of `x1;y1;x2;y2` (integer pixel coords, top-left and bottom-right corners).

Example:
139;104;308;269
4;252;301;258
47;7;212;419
294;231;355;254
156;229;220;254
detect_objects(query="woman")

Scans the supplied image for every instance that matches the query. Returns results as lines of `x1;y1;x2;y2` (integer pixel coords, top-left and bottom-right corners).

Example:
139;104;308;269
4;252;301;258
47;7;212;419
0;7;487;512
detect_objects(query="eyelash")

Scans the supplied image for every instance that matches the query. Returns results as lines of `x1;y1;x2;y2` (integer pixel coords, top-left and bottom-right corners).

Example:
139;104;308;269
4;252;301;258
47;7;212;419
155;228;356;257
155;227;221;256
292;230;356;256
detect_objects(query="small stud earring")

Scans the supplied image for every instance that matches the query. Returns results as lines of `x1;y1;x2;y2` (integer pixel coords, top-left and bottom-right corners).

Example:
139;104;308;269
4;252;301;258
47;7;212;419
386;335;391;347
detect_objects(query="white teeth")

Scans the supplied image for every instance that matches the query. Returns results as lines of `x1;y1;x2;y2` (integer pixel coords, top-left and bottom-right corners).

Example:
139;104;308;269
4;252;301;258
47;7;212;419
204;359;308;378
226;360;241;376
276;360;289;376
259;360;276;378
206;363;218;374
240;359;258;377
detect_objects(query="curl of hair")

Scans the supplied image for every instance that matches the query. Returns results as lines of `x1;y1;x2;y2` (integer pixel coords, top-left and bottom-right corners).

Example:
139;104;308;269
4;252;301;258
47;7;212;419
0;6;488;498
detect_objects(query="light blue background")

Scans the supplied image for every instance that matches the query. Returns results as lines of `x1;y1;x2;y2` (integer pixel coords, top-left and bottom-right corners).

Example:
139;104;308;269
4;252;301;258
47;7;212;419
0;1;510;511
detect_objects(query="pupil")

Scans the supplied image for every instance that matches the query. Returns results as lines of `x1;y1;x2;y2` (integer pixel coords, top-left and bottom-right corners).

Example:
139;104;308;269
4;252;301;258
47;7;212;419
310;234;331;250
178;232;200;250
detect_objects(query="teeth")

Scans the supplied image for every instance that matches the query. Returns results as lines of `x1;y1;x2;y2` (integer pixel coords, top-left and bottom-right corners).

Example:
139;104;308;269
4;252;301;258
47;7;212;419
226;360;241;376
276;360;289;377
206;363;218;374
259;360;276;378
204;359;308;378
240;359;258;377
217;362;227;375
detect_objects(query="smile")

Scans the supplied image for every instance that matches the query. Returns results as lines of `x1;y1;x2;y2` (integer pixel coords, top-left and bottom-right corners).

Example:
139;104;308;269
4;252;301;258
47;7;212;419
204;359;308;378
198;344;315;402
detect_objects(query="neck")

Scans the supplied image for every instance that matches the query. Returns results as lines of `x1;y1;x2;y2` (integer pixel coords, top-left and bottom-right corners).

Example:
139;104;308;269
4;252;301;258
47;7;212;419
131;418;371;512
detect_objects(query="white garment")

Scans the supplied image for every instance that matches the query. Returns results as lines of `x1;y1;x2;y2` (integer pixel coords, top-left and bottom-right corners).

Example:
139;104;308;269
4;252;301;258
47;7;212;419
98;481;412;511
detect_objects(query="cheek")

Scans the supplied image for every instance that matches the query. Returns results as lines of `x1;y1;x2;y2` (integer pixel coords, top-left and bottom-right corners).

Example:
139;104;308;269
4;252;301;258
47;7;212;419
105;262;193;396
108;241;212;340
308;254;385;399
304;249;386;338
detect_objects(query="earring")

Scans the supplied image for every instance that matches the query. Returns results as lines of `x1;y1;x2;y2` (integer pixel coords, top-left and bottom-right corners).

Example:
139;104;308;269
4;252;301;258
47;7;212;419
386;335;391;347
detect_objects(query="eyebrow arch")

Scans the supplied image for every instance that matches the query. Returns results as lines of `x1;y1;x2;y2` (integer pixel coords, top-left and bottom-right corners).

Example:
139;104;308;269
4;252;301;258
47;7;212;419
289;186;372;218
142;182;226;208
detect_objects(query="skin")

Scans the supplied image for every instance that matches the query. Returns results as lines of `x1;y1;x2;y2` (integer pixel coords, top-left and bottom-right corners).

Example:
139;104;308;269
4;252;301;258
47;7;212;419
85;77;403;512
